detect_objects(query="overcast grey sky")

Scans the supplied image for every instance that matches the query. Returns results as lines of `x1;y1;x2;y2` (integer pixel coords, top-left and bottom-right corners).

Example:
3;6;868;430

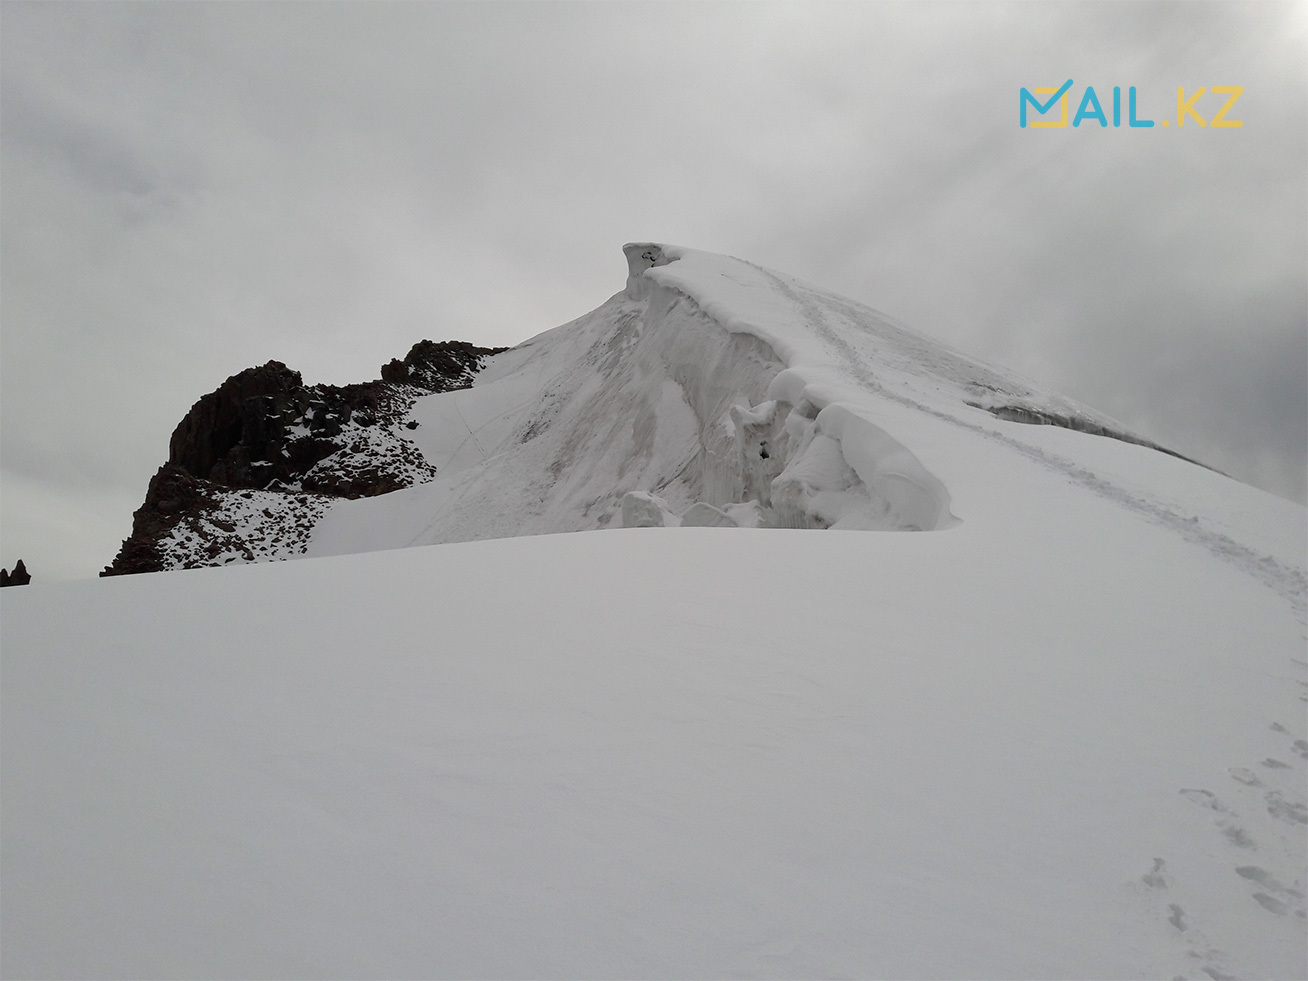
2;1;1305;581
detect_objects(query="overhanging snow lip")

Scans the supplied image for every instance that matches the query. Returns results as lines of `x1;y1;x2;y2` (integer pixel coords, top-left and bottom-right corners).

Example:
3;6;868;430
623;241;685;278
964;400;1223;475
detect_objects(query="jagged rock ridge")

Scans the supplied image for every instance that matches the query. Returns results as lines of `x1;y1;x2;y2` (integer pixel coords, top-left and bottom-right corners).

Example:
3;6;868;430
1;559;32;587
103;340;505;576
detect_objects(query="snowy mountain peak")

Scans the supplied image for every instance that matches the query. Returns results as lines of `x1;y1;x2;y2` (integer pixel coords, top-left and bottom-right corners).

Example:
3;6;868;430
309;241;1240;557
105;241;1298;611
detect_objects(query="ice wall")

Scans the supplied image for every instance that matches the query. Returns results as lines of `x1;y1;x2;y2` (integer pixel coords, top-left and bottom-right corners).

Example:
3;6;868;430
619;242;955;531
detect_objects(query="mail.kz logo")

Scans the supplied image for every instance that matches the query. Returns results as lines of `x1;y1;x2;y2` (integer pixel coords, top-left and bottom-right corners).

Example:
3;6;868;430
1020;81;1243;128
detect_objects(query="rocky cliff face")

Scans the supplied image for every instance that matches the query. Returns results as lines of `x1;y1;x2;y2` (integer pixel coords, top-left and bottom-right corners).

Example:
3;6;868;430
103;340;505;576
1;559;32;587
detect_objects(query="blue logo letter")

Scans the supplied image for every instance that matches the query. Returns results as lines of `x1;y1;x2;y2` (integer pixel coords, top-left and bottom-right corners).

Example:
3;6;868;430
1020;80;1074;128
1129;86;1154;128
1073;87;1108;127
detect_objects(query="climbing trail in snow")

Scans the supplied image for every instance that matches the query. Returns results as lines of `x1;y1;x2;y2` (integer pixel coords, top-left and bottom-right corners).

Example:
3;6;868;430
744;261;1307;622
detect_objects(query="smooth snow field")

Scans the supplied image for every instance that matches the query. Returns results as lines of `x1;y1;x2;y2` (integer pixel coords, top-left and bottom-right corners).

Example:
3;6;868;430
4;508;1305;979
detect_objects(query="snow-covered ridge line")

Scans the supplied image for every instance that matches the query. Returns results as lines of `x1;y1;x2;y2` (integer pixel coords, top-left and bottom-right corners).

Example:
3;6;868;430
624;242;956;531
623;244;1306;613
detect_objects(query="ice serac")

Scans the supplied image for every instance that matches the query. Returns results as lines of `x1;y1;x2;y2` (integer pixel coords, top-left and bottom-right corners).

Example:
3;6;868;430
625;242;956;531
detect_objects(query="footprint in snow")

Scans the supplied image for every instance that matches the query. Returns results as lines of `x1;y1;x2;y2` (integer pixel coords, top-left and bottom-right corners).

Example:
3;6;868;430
1142;858;1168;888
1252;893;1289;915
1235;865;1304;899
1261;758;1292;770
1227;766;1261;787
1265;790;1307;825
1179;788;1228;812
1183;946;1236;981
1219;823;1256;849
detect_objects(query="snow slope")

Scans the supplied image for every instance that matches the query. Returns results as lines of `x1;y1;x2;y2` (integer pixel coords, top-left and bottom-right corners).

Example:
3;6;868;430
3;516;1304;979
3;243;1305;979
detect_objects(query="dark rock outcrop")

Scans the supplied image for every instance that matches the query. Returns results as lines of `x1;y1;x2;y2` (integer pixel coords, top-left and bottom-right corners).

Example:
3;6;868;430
1;559;32;587
167;360;305;486
103;340;508;577
380;339;493;390
102;465;211;575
